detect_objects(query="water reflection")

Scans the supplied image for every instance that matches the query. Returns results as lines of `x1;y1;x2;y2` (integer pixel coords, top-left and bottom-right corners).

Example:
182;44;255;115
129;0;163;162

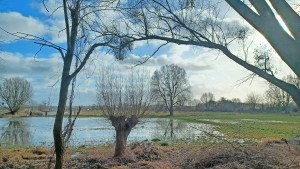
0;120;32;146
151;118;210;143
154;118;187;140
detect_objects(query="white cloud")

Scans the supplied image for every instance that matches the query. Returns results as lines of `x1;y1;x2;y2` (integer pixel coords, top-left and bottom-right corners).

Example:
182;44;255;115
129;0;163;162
47;19;67;43
0;2;66;44
189;61;269;102
1;52;61;78
168;44;190;56
0;12;48;43
0;52;63;103
0;41;276;106
31;0;66;43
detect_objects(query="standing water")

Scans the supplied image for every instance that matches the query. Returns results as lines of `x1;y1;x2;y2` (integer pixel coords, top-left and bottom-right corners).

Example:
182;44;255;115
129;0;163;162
0;117;216;148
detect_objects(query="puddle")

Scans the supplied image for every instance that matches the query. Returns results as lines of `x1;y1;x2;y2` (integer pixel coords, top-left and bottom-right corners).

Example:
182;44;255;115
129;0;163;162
241;119;286;123
201;119;239;124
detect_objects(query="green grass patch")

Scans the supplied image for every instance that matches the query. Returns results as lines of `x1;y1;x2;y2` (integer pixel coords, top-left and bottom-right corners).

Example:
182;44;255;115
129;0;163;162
151;138;161;142
160;142;169;146
174;112;300;141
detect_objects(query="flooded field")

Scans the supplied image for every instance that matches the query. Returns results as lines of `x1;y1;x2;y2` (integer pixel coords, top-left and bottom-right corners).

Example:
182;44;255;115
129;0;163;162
0;117;216;148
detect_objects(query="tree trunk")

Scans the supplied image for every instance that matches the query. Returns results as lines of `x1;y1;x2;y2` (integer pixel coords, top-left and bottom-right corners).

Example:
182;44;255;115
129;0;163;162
170;118;174;138
294;96;300;112
169;99;174;116
114;128;130;157
169;105;174;116
53;76;71;169
9;108;16;115
110;116;138;157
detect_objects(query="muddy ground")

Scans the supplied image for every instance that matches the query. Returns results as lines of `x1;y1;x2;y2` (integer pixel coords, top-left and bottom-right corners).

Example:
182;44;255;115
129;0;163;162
1;140;300;169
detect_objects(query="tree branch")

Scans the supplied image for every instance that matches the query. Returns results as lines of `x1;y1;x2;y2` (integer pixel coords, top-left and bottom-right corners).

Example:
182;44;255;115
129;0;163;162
70;42;111;78
225;0;262;32
224;0;300;78
249;0;273;18
135;42;168;66
219;46;300;102
34;42;65;60
269;0;300;41
63;0;71;47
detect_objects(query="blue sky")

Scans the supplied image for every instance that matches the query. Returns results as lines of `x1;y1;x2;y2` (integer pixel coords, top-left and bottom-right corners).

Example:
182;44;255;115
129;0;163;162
0;0;293;106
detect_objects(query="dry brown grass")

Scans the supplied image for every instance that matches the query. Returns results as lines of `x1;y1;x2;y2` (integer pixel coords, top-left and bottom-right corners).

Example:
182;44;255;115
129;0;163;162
1;140;300;169
0;146;51;169
0;146;50;161
180;142;300;169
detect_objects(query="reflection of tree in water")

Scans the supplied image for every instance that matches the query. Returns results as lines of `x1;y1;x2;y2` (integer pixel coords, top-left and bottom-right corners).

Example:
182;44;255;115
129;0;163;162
0;120;32;146
155;118;187;140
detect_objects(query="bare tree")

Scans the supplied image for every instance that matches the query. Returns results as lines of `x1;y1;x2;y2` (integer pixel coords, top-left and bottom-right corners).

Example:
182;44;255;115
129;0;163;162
265;83;291;112
246;92;262;111
115;0;300;110
200;92;215;111
0;77;33;115
231;98;241;104
96;66;152;157
28;99;38;115
151;64;191;116
38;101;51;116
254;45;275;76
265;75;299;112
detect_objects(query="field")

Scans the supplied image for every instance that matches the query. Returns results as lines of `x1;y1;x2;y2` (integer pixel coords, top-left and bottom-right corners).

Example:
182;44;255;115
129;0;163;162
1;111;300;168
172;112;300;142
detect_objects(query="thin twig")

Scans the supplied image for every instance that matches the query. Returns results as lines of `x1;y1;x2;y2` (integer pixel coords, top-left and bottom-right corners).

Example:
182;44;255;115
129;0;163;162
135;42;168;67
235;73;256;87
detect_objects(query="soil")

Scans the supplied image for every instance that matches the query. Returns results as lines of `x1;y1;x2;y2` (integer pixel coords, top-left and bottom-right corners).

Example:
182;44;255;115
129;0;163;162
1;140;300;169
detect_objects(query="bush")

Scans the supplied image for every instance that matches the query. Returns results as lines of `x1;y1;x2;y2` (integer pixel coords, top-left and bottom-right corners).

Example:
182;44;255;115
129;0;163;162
151;138;161;142
160;142;169;146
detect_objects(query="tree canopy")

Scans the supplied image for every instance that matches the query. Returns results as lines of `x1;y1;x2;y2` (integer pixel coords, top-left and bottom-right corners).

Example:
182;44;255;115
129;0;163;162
151;64;191;116
0;77;33;115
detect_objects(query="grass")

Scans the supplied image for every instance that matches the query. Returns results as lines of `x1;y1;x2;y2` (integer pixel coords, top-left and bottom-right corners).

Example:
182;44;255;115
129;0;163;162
174;112;300;141
79;109;103;117
78;110;300;144
1;110;300;168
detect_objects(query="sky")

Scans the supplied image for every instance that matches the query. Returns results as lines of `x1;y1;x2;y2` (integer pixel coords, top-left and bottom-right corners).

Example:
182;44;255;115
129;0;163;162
0;0;294;106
